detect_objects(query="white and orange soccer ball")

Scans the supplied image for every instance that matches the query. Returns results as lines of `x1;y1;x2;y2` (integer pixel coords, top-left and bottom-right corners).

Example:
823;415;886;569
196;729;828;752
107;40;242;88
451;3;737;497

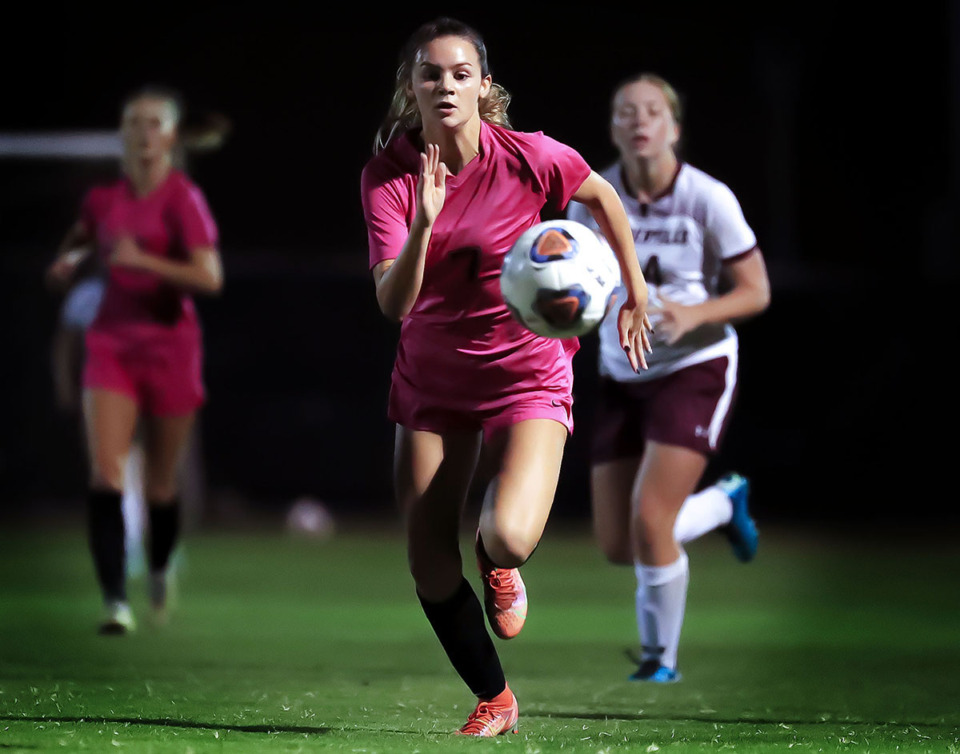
500;219;621;339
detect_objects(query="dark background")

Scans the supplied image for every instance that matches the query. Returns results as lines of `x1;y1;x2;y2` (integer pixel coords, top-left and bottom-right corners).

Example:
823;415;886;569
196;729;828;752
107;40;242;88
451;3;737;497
2;4;957;526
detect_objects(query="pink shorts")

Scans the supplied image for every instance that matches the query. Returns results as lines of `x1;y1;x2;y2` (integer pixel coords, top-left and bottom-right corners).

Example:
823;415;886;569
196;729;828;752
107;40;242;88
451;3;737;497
83;327;205;416
389;384;574;443
590;356;738;462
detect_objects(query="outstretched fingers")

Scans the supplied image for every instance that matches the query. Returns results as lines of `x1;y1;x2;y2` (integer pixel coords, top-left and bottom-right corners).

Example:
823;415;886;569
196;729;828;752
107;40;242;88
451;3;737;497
640;313;654;355
619;311;654;373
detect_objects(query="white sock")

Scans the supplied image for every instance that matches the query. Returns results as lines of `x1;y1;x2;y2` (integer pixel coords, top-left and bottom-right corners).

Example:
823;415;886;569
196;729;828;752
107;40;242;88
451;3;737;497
122;445;146;579
673;486;733;544
635;552;689;670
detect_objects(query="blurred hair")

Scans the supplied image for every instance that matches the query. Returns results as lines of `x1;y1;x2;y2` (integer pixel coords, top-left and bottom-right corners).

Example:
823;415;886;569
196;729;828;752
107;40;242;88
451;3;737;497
374;17;511;153
121;85;184;129
611;72;683;125
181;112;232;154
120;85;231;169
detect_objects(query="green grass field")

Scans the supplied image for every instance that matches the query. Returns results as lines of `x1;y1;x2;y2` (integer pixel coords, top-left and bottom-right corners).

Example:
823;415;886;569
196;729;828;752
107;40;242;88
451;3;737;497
1;518;957;752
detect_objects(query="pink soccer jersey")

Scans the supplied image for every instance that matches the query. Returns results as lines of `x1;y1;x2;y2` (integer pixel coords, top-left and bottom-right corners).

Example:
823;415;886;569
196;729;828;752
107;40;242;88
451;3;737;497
78;170;218;414
80;170;218;336
361;121;592;432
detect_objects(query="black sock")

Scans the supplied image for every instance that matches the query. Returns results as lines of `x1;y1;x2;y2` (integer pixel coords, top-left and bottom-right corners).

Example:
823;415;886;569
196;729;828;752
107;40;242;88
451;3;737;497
87;489;126;602
148;500;180;573
418;578;506;700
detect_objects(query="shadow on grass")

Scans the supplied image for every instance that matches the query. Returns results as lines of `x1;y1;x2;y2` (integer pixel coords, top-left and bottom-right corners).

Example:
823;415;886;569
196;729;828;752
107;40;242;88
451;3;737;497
2;714;460;738
530;710;941;729
0;714;331;736
0;715;417;737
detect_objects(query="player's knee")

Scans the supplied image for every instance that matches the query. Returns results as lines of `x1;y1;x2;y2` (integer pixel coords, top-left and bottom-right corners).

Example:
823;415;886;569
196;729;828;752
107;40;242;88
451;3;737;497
90;455;124;492
144;462;181;502
631;502;674;548
145;482;178;504
597;532;632;565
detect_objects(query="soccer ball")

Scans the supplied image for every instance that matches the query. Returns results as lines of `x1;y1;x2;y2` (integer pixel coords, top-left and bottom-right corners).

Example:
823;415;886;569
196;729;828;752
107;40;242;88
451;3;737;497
500;219;621;338
286;497;336;540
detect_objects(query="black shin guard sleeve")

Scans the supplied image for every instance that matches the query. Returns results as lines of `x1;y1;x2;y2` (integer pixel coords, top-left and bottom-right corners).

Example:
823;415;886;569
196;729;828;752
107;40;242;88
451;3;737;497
148;501;180;573
418;577;506;700
87;489;126;602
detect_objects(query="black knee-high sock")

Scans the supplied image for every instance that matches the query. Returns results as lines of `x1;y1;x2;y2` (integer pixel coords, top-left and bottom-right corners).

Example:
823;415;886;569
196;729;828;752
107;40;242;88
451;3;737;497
148;500;180;573
418;577;506;700
87;489;126;602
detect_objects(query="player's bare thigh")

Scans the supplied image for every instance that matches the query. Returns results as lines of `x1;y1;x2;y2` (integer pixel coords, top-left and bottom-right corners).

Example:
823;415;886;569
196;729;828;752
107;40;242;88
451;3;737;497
632;440;709;566
394;425;482;600
83;388;139;492
591;455;642;565
479;418;567;568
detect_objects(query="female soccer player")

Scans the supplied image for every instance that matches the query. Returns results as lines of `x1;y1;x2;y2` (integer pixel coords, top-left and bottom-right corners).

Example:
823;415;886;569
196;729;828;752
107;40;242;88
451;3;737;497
361;17;651;737
45;86;223;634
567;73;771;682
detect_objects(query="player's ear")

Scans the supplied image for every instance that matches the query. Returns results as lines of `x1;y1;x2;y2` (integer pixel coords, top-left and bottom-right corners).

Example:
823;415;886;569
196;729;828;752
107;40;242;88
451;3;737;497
479;75;492;100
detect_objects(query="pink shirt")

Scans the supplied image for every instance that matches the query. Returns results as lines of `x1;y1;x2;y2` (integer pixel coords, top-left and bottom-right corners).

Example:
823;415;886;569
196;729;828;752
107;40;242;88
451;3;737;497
79;170;218;338
361;121;591;407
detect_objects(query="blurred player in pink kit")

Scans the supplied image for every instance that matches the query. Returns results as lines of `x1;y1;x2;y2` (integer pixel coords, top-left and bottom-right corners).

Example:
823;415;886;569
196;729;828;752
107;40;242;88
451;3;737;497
46;86;223;635
361;17;652;737
568;73;771;682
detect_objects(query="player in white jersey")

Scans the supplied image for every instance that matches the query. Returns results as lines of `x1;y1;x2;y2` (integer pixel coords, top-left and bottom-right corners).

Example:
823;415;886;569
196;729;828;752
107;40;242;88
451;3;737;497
567;73;771;682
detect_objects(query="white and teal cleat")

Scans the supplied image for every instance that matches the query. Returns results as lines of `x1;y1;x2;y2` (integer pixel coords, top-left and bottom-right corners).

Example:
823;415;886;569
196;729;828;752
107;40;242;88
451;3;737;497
629;659;682;683
717;473;758;563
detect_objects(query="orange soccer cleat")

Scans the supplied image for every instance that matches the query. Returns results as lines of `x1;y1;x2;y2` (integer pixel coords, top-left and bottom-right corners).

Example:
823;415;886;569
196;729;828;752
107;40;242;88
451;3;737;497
476;533;528;639
456;687;519;737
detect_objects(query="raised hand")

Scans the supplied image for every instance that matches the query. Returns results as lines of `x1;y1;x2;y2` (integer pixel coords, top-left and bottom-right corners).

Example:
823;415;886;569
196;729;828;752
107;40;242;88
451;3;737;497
417;143;447;227
647;295;698;346
109;236;148;270
45;248;88;291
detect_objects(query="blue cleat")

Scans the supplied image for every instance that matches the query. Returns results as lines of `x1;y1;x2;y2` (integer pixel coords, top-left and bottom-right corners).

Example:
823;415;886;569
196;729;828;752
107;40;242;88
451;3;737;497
629;659;681;683
717;473;758;563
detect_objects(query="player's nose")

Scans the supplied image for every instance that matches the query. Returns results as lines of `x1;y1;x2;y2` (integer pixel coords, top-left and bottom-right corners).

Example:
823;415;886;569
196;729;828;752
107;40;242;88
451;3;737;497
438;72;456;93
